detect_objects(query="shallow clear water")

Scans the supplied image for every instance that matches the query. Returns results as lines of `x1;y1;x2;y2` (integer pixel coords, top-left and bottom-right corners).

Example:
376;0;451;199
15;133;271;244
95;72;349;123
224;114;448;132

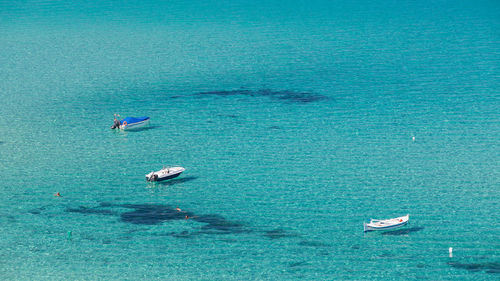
1;0;499;280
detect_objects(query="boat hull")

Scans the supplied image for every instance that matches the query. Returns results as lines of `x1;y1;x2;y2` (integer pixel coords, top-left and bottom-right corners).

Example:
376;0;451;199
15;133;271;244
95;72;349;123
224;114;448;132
120;119;150;130
364;221;408;232
146;167;185;182
364;215;409;232
154;172;182;182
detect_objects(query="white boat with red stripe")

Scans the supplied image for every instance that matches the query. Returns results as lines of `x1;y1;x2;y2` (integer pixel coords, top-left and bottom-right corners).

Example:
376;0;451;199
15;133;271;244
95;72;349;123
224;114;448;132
363;214;409;232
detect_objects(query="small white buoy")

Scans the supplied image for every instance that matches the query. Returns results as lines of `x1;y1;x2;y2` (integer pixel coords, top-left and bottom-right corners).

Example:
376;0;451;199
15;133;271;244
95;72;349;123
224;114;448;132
412;136;415;142
449;247;453;258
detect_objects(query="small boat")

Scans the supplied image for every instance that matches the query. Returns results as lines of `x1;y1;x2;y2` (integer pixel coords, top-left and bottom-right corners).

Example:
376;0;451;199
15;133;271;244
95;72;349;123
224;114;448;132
111;116;150;130
146;166;185;182
363;214;409;232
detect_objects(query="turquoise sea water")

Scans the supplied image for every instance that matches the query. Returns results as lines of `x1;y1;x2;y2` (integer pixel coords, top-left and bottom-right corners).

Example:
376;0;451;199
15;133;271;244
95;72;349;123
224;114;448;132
1;0;499;280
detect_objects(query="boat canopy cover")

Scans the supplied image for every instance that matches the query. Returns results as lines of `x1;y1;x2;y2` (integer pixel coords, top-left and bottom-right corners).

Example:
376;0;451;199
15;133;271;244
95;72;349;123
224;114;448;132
120;116;149;125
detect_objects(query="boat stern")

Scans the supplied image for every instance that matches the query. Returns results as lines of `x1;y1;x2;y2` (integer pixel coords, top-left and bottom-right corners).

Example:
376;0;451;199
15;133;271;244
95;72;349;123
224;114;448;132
145;171;155;181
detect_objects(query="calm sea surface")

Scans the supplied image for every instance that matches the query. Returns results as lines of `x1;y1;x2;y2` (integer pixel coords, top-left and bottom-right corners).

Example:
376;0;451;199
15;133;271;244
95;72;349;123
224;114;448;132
1;0;499;280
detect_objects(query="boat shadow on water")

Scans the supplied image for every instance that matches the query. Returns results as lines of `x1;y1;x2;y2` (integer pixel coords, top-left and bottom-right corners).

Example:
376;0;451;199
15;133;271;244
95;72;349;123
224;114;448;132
153;176;198;187
121;125;162;133
381;227;424;236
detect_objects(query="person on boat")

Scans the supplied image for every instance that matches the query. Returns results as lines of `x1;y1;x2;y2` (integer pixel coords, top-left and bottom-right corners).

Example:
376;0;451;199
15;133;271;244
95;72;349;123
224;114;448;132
148;173;158;182
111;114;120;129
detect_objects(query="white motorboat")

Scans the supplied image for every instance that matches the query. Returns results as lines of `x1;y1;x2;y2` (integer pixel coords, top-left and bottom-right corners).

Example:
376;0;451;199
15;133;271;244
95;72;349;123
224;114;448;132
146;166;185;182
363;214;409;232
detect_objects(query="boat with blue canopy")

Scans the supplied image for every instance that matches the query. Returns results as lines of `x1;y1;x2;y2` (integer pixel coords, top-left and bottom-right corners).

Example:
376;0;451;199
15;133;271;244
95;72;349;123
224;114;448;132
111;115;150;130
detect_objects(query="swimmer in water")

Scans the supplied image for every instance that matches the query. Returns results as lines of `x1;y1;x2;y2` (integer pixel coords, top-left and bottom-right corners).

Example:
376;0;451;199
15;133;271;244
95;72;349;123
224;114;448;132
176;207;182;212
54;192;61;197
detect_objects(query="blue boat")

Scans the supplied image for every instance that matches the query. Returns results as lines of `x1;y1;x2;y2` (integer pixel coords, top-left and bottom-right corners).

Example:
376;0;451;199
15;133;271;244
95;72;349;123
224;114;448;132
111;116;150;130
